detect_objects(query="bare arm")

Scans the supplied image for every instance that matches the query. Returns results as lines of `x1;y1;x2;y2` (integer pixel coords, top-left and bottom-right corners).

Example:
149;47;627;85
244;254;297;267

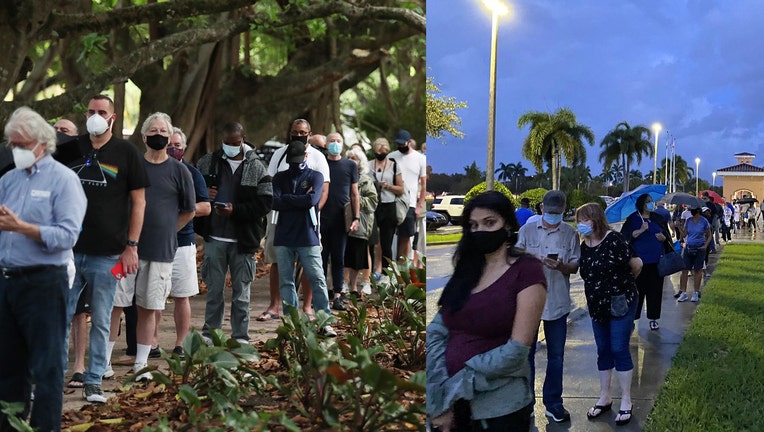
195;201;211;217
120;188;145;274
349;182;360;232
177;211;195;231
416;175;427;218
510;283;546;346
318;181;329;210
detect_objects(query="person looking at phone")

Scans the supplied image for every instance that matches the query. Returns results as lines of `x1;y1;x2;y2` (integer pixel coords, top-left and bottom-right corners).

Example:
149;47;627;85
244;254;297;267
515;190;580;423
196;122;272;344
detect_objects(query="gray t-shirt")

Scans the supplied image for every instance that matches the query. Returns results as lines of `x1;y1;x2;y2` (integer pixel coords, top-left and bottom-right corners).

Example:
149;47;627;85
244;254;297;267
138;158;195;262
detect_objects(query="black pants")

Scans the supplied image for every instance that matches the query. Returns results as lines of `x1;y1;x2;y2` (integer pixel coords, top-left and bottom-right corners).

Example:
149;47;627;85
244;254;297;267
376;202;397;266
451;399;533;432
635;263;663;320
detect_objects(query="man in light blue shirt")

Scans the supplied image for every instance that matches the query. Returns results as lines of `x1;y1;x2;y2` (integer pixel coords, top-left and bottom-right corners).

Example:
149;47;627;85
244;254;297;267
0;107;87;431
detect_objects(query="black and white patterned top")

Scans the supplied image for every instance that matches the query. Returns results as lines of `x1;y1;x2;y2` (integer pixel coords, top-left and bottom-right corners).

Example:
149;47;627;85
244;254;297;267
580;231;638;323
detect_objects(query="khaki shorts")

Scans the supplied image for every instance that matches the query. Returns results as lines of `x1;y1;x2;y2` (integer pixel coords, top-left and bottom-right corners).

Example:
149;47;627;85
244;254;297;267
170;244;200;298
114;260;172;310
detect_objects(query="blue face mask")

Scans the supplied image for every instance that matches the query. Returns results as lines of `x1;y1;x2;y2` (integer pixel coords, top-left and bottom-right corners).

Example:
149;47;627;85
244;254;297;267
646;202;655;212
328;141;343;156
577;222;594;236
543;213;563;225
222;143;241;158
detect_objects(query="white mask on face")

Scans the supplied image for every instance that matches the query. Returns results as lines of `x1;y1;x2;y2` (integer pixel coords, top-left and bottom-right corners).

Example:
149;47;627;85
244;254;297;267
12;143;41;170
86;114;110;136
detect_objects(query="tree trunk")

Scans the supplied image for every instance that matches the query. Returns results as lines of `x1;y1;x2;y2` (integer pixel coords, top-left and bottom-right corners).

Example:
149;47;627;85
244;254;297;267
623;155;630;194
551;144;558;191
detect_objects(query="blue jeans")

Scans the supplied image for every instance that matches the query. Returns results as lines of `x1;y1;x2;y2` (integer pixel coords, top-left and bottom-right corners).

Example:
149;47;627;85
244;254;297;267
529;313;568;410
320;219;347;295
0;265;68;432
274;245;331;315
202;239;255;341
591;301;637;371
65;253;120;385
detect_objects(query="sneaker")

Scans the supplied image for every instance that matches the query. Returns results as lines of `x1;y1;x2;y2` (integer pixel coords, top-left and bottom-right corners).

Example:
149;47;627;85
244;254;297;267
342;282;350;293
235;338;250;345
649;320;660;331
544;406;571;423
134;362;152;382
677;292;689;302
103;364;114;379
172;346;185;360
148;346;161;359
360;282;372;295
201;335;212;346
83;384;107;404
691;292;699;302
372;272;382;282
319;325;338;337
673;291;681;299
331;296;346;311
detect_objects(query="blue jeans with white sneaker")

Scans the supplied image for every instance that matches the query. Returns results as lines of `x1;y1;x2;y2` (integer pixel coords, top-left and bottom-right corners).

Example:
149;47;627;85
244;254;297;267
529;313;568;411
274;245;331;315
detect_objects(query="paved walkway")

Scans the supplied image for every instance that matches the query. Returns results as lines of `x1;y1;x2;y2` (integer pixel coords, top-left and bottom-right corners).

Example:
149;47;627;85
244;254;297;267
426;230;760;431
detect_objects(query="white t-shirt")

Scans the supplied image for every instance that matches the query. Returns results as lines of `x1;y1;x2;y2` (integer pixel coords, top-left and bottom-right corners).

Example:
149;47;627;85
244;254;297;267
387;150;425;207
267;144;330;182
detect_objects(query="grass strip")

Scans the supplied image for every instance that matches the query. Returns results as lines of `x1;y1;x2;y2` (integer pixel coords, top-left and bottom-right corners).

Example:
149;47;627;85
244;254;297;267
426;232;462;245
645;243;764;432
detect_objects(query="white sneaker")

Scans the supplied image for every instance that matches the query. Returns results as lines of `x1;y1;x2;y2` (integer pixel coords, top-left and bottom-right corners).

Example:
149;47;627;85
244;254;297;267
360;282;372;295
133;362;152;382
103;364;114;379
235;338;249;345
342;282;350;293
677;292;689;302
691;292;699;302
201;335;212;346
319;325;338;337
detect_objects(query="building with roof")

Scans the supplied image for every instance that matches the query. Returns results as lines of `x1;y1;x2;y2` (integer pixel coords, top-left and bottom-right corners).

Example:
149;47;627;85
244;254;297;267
716;152;764;201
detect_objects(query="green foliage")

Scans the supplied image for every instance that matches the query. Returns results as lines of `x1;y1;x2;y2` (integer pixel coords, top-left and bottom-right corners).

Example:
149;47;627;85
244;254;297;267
465;181;518;208
645;244;764;431
0;401;32;432
426;76;467;141
598;122;654;194
519;187;548;209
569;189;605;210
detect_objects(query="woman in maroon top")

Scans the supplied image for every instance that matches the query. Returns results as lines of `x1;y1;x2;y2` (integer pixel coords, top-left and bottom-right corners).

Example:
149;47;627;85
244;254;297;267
427;191;546;432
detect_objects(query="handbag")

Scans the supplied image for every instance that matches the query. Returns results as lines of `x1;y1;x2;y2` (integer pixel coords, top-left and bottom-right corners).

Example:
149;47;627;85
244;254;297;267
392;159;410;226
610;294;629;318
658;251;685;277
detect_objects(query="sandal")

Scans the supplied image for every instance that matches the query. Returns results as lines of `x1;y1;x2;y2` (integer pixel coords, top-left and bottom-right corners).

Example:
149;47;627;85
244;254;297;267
255;311;280;321
649;320;660;331
67;372;85;388
615;406;632;426
306;313;315;322
586;402;612;419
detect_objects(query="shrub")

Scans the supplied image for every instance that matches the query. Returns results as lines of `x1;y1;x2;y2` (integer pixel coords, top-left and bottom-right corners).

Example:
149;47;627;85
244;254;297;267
464;181;518;208
519;187;548;209
569;189;606;210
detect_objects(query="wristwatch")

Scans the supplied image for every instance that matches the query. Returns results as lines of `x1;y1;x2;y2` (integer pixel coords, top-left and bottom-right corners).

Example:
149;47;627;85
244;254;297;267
127;240;139;247
353;216;360;221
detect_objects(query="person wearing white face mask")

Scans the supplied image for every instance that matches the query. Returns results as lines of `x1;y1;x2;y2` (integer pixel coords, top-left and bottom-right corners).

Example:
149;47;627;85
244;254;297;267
64;95;150;404
195;122;272;344
516;190;580;424
321;132;360;311
0;107;87;430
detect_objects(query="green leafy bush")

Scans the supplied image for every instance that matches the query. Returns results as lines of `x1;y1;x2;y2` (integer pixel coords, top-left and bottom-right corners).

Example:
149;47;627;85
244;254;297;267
464;181;518;208
519;187;548;209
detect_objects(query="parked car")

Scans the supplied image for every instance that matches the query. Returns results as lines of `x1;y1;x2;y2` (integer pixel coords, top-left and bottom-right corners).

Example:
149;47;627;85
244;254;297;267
431;194;465;224
426;211;448;231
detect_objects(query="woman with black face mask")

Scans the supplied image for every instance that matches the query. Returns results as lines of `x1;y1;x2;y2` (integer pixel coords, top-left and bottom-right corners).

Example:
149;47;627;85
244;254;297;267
368;137;404;275
427;191;547;432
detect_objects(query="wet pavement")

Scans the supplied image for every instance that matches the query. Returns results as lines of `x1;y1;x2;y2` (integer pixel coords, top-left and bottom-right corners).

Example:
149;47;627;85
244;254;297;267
425;231;748;431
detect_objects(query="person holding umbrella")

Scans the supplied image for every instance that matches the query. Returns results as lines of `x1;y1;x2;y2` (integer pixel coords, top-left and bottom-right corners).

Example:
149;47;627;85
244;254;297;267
677;206;711;303
621;194;671;331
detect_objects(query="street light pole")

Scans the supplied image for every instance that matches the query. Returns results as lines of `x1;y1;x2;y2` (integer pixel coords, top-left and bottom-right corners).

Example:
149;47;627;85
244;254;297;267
652;122;661;184
482;0;508;191
695;157;701;196
712;171;717;188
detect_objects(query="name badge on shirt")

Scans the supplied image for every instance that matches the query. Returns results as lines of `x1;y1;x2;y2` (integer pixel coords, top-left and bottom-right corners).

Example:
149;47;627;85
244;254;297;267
31;189;51;198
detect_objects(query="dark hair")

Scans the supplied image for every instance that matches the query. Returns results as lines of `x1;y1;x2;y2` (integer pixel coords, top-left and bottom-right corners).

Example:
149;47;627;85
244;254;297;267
438;191;524;313
222;122;245;137
90;94;114;110
636;193;651;213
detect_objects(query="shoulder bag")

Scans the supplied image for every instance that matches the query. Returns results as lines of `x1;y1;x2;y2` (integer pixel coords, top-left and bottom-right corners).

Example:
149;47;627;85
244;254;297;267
392;159;410;226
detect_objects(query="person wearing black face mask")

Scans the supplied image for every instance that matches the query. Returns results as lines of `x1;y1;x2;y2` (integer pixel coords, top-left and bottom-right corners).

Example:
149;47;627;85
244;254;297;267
387;129;426;262
368;137;404;275
428;191;547;432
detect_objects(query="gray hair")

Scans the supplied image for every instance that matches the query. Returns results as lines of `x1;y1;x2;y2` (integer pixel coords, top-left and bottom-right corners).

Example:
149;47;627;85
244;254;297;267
346;147;369;176
172;127;187;149
140;112;173;135
4;107;57;154
372;137;390;153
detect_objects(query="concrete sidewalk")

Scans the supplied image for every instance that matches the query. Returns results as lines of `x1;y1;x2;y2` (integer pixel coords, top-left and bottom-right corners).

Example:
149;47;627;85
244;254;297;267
426;240;730;431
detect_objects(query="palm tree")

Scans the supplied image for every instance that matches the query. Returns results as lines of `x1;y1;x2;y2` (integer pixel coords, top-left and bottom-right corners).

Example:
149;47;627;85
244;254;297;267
598;122;654;193
494;162;513;184
518;107;595;190
671;155;694;191
507;162;528;192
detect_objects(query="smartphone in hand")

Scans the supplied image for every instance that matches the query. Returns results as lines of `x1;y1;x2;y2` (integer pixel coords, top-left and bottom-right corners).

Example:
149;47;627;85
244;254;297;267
214;202;227;208
110;261;124;280
547;253;559;260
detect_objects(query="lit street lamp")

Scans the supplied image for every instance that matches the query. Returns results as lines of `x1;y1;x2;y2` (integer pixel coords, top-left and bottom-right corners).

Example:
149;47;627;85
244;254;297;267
712;171;717;188
482;0;508;191
695;157;701;196
652;123;662;184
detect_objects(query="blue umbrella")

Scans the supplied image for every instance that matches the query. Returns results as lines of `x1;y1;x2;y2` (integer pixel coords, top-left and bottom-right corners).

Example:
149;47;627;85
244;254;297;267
605;184;668;223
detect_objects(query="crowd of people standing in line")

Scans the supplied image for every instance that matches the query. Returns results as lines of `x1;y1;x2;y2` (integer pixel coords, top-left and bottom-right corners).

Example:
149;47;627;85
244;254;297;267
0;96;426;431
426;187;747;431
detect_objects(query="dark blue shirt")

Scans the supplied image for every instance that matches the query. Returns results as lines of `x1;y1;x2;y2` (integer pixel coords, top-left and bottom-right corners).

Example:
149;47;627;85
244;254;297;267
515;207;534;226
272;167;324;247
623;212;664;264
177;160;209;246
